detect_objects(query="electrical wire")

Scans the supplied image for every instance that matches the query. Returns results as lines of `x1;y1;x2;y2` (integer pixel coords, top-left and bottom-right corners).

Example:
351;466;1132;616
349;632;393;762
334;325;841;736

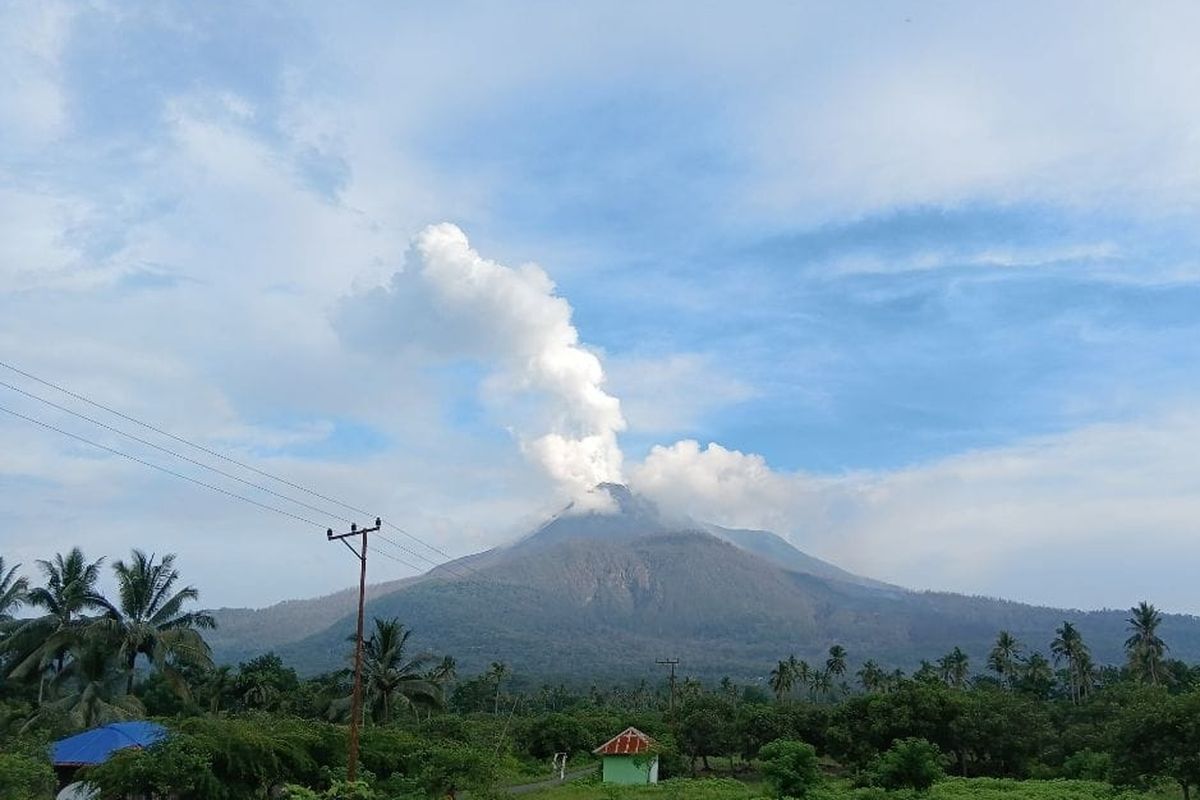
0;402;486;592
0;377;483;580
0;360;486;579
0;403;327;529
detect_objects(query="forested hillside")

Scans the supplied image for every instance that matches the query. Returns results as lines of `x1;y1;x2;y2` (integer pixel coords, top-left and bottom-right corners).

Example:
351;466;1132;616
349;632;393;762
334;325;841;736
210;487;1200;678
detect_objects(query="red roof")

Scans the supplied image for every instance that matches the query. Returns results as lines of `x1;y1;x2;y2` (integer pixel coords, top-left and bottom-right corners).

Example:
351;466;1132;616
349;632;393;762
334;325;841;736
593;727;656;756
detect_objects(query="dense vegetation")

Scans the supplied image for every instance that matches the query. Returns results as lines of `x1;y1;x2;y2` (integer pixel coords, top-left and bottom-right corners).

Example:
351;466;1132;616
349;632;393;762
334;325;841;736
4;548;1200;799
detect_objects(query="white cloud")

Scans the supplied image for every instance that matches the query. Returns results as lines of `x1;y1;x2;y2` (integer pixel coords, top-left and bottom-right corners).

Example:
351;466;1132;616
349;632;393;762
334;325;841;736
340;224;626;503
630;415;1200;612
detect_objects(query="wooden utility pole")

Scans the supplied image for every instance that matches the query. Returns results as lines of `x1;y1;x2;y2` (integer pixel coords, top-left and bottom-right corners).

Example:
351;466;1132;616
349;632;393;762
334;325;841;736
656;658;679;716
327;517;381;783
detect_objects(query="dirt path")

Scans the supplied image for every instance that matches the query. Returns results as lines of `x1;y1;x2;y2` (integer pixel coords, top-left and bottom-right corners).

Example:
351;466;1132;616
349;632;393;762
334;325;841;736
504;765;597;795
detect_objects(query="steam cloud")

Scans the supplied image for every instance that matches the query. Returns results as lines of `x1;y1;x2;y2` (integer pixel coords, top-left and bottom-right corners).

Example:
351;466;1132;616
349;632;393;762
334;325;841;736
398;224;626;500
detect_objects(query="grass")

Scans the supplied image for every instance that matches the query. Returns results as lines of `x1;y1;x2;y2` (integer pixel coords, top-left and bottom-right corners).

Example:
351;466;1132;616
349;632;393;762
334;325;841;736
521;776;1183;800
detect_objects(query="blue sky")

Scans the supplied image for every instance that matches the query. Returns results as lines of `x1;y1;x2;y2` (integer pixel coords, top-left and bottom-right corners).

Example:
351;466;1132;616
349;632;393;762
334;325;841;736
3;1;1200;611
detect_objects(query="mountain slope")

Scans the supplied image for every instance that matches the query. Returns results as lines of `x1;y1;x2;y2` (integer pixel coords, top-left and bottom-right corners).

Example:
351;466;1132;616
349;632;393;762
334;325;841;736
211;486;1200;679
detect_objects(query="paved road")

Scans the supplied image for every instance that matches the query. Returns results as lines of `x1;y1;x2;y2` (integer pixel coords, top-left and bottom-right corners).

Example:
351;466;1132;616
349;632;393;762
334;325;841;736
505;765;597;795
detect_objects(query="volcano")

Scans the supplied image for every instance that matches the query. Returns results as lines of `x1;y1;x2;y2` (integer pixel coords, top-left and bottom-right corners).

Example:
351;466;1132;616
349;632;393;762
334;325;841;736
209;484;1200;679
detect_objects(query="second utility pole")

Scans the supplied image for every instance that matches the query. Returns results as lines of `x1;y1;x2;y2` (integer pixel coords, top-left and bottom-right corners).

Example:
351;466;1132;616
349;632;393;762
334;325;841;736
328;517;381;783
656;658;679;717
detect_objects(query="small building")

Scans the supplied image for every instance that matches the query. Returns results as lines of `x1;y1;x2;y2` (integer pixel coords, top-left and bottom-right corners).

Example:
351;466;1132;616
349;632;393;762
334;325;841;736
593;726;658;785
51;721;167;790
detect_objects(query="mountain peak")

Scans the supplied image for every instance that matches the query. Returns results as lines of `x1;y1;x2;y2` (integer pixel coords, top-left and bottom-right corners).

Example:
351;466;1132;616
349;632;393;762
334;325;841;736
517;483;669;546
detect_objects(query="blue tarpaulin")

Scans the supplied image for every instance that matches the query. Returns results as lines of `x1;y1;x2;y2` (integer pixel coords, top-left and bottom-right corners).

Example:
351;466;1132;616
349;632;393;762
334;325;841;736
51;721;167;766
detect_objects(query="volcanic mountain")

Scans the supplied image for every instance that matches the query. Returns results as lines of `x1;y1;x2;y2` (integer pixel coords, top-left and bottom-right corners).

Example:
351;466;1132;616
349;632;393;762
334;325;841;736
209;484;1200;679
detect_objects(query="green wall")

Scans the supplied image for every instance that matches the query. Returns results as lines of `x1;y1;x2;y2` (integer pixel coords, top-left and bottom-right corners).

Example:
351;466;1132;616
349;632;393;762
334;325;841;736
601;755;657;784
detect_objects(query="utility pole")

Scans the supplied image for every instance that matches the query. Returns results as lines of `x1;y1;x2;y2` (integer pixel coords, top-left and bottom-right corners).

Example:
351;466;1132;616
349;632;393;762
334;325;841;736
656;658;679;716
327;516;381;783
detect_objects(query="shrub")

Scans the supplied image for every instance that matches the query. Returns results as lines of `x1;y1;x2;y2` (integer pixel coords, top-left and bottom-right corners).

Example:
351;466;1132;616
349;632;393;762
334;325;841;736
1061;749;1112;782
868;737;945;792
519;712;591;760
0;751;56;800
282;780;375;800
85;735;221;800
759;738;822;799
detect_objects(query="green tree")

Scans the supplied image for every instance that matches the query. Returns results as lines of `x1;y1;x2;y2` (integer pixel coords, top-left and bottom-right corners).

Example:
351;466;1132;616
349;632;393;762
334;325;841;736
1114;689;1200;800
520;712;590;760
826;645;848;680
85;734;220;800
95;550;216;694
1126;601;1169;686
1016;652;1055;700
792;657;812;696
1051;621;1092;703
417;742;495;800
7;548;108;696
357;618;440;724
428;655;456;687
235;653;298;712
869;737;945;792
203;665;234;714
0;557;28;624
679;695;736;772
759;739;822;799
0;750;56;800
987;630;1023;689
487;660;510;715
810;669;833;702
857;660;885;694
768;659;794;703
937;647;970;689
26;636;144;729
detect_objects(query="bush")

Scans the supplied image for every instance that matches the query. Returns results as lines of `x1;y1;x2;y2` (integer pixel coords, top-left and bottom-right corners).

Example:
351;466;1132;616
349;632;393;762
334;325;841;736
759;738;822;799
1060;749;1112;782
0;751;56;800
868;737;945;792
519;712;591;760
85;735;221;800
283;780;375;800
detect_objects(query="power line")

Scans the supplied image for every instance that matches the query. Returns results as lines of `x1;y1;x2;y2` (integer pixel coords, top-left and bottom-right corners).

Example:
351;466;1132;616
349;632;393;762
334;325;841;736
0;402;467;587
0;403;328;529
0;359;407;537
0;359;483;578
0;377;480;581
0;378;357;526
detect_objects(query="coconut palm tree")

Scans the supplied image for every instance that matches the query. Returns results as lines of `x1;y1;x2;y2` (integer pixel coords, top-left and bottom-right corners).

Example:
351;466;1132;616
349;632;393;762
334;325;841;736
487;660;510;715
810;669;833;702
94;550;215;694
6;548;109;699
826;645;848;680
0;557;28;624
1125;601;1169;685
791;657;812;697
987;631;1024;689
1019;652;1055;698
938;647;970;688
1051;621;1092;703
23;635;143;731
203;665;235;714
768;659;794;702
428;655;457;687
357;618;440;724
857;660;885;693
